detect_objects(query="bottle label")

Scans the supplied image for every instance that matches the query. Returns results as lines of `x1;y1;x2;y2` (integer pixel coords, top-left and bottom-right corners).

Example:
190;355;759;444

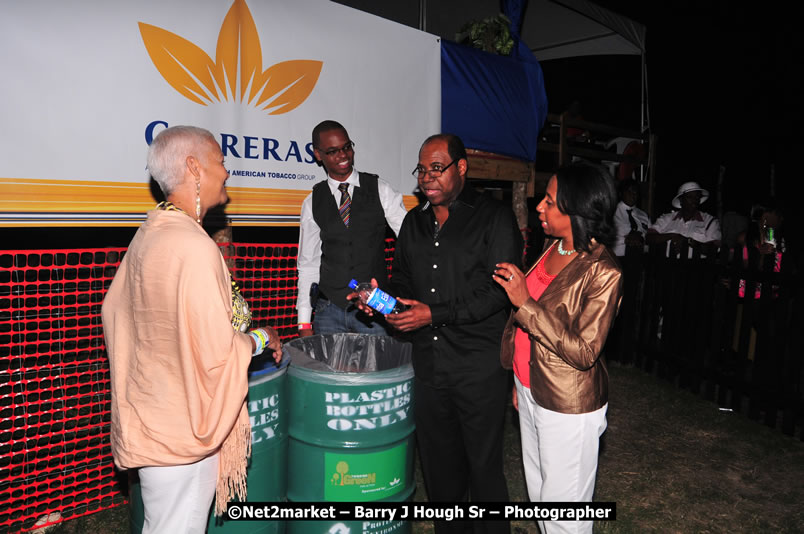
366;288;398;315
766;228;776;247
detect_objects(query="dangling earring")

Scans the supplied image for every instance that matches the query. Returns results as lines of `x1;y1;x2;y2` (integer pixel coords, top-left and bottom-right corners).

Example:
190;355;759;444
195;180;201;223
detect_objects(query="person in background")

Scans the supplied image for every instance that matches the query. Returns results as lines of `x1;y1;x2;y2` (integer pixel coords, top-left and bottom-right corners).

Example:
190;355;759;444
609;179;649;362
102;126;282;533
494;162;622;534
612;178;650;257
736;199;793;298
647;181;721;258
564;100;588;141
359;133;521;534
296;120;408;337
718;208;749;263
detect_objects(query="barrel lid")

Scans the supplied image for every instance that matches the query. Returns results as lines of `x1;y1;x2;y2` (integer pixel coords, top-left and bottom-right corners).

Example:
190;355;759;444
285;333;412;373
248;348;289;378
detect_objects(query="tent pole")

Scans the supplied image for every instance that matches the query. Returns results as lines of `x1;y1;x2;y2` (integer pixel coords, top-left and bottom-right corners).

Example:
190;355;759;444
641;51;647;132
640;50;649;183
419;0;426;32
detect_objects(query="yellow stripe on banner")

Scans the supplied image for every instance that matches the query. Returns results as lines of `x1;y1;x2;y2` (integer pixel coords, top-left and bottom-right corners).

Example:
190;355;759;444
225;186;308;215
403;195;419;211
0;178;419;227
0;178;156;213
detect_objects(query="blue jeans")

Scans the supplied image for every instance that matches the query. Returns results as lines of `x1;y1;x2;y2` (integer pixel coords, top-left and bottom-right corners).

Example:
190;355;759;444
313;297;390;336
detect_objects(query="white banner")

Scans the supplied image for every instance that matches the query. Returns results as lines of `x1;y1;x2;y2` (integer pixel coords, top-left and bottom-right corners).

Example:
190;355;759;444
0;0;440;226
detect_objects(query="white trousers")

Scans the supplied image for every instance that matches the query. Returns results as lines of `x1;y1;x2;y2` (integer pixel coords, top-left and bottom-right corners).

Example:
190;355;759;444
138;452;219;534
515;377;607;534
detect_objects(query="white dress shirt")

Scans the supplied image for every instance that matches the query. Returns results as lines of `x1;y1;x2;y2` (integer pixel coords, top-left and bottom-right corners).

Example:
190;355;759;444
296;168;408;323
649;210;721;258
612;201;650;256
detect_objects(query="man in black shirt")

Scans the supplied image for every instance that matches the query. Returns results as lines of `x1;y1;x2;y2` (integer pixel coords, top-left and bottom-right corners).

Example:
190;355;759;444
387;134;522;534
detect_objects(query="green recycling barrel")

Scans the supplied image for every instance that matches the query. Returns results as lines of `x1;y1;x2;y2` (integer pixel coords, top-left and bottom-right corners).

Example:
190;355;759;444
128;471;144;533
284;334;414;534
207;352;289;534
128;352;288;534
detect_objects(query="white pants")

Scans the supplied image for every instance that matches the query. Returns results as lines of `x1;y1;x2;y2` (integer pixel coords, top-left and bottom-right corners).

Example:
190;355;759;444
138;452;219;534
515;377;607;534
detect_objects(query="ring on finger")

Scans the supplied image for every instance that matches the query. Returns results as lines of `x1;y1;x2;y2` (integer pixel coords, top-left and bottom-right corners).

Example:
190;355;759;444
508;274;514;281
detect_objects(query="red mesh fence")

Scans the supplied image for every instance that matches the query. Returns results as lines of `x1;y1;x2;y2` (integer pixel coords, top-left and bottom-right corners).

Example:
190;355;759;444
0;239;395;532
224;243;301;341
0;249;126;533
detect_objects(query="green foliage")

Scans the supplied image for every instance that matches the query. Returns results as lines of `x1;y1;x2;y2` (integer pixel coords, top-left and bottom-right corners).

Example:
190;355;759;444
455;13;515;56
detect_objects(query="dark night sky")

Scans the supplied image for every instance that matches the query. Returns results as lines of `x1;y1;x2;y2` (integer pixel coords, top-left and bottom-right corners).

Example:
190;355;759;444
339;0;803;214
580;1;803;213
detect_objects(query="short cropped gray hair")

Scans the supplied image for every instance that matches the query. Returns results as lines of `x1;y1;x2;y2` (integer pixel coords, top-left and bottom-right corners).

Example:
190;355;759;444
147;125;216;196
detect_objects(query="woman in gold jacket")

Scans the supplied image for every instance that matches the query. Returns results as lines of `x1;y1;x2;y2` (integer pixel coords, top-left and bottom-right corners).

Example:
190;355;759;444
494;163;622;534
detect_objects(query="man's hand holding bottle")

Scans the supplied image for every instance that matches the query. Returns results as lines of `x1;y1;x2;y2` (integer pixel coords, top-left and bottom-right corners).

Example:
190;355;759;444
347;278;432;332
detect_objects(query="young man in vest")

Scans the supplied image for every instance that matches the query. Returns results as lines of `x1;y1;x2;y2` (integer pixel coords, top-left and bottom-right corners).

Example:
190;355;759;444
296;120;408;336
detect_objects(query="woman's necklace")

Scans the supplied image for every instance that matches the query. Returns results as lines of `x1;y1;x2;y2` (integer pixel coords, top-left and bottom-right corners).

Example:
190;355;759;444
557;239;576;256
155;201;200;224
230;275;252;333
156;200;183;213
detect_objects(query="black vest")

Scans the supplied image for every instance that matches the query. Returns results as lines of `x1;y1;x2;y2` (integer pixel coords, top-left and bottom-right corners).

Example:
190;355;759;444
312;172;389;309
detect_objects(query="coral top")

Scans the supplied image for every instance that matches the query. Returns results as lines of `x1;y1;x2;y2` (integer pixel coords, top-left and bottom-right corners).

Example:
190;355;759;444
513;257;557;388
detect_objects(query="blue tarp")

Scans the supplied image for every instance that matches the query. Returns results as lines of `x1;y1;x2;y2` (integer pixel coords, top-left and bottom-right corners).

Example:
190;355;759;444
441;0;548;162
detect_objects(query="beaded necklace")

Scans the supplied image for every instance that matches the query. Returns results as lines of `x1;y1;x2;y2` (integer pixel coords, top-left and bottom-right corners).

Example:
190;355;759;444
557;239;576;256
156;200;188;216
230;276;252;333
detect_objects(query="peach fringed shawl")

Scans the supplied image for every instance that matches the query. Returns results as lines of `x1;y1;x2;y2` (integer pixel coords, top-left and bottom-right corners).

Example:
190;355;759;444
102;210;252;516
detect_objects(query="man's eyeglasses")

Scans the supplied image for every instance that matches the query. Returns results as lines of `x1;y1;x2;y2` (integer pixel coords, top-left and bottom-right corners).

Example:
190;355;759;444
318;141;355;157
412;159;458;178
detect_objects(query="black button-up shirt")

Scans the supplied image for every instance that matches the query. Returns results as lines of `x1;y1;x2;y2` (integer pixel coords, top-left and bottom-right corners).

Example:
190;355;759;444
391;186;523;387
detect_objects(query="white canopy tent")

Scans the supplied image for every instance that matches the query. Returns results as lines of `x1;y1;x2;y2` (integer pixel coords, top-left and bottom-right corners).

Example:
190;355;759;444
523;0;646;60
521;0;648;131
336;0;649;131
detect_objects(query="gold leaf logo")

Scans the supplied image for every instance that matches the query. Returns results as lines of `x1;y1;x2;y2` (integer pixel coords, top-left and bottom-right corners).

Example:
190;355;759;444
139;0;322;114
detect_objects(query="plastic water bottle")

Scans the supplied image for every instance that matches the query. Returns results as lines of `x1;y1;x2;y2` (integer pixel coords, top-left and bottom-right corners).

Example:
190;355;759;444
765;226;776;248
348;279;407;314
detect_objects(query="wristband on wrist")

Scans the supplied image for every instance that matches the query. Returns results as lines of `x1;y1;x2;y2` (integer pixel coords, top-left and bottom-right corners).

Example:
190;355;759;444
248;331;263;356
298;323;313;330
249;328;269;356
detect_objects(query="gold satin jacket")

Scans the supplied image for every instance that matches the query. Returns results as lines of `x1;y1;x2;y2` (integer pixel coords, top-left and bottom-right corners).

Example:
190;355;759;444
500;240;623;414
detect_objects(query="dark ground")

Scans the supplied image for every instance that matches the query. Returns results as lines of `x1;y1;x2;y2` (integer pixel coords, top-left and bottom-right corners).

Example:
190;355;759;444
40;361;804;534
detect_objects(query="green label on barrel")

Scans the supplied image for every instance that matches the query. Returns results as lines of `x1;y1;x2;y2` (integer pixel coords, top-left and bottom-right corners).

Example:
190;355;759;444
324;443;407;501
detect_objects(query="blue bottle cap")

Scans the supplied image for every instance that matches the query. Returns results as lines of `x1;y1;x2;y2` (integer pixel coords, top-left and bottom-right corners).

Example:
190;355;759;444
348;279;359;289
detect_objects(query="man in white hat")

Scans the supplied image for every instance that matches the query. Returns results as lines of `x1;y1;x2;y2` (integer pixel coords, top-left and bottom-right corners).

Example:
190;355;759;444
647;181;721;258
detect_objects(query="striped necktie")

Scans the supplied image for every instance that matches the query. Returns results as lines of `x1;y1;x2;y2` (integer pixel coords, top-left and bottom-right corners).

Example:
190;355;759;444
338;183;351;228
